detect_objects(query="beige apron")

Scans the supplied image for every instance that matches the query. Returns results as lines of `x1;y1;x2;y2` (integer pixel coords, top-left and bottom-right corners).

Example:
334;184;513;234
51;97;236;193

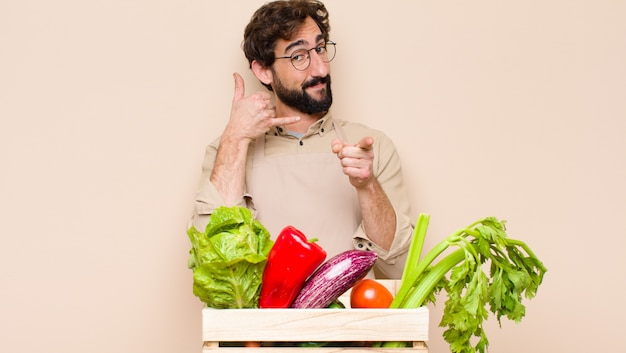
248;122;360;260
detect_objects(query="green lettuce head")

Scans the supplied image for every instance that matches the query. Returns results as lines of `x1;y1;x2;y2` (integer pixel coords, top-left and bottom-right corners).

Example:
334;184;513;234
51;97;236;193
187;206;273;308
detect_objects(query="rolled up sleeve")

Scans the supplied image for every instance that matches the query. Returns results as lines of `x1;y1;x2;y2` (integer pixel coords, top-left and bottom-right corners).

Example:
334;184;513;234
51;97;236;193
353;207;413;279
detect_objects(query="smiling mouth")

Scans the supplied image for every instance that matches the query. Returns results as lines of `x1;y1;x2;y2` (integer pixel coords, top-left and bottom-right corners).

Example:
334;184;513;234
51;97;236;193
307;82;326;90
303;77;329;90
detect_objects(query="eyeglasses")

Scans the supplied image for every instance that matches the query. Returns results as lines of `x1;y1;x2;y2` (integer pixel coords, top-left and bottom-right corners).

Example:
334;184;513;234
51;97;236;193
275;41;336;71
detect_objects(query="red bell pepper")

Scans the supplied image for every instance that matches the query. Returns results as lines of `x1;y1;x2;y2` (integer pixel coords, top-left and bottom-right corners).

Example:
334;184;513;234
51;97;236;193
259;226;327;308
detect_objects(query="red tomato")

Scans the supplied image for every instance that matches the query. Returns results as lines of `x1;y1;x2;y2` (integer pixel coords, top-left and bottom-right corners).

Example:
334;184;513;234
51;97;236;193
350;279;394;308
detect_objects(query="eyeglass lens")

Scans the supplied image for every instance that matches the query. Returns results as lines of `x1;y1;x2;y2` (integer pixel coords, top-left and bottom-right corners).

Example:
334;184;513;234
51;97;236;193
291;42;336;70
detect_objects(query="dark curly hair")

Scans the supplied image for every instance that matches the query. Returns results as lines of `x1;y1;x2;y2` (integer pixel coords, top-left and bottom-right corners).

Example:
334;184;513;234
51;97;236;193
243;0;330;69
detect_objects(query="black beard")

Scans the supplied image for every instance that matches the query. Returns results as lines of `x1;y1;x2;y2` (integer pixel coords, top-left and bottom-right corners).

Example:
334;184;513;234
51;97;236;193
273;75;333;116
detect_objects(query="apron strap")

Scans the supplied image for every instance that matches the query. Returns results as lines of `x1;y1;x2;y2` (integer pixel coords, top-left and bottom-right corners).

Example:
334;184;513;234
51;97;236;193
332;120;348;141
254;135;265;162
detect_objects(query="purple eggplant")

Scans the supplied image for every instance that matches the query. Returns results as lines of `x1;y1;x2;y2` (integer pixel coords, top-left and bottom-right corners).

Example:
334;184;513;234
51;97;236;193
291;250;377;308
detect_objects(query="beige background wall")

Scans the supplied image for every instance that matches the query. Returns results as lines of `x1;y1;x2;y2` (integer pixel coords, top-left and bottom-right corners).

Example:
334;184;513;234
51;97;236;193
1;1;624;352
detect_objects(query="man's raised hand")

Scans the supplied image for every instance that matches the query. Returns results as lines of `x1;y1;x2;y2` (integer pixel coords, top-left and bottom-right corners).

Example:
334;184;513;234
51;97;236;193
226;73;300;141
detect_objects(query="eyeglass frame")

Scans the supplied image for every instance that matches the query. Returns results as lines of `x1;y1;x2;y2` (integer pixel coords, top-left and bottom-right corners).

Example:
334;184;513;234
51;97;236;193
274;41;337;71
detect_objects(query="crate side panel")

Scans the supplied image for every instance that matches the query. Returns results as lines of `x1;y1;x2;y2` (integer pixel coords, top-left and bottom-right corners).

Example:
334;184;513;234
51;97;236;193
202;307;428;342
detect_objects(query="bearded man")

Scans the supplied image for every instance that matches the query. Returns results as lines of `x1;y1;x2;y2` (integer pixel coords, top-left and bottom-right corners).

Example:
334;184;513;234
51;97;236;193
189;0;413;278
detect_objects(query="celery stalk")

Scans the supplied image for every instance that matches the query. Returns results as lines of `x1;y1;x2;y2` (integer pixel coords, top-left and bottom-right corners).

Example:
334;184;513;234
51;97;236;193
390;238;450;308
399;213;430;284
395;249;465;309
381;214;547;353
393;214;430;307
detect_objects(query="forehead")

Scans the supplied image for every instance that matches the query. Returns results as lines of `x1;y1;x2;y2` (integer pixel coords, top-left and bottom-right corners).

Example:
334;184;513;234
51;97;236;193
276;17;324;54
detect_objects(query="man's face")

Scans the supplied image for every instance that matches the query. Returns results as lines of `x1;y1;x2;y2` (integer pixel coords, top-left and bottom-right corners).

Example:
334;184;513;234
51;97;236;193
270;17;332;116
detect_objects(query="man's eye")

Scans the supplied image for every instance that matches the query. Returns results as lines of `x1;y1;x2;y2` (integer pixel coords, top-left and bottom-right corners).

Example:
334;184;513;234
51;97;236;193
291;54;306;62
315;46;327;54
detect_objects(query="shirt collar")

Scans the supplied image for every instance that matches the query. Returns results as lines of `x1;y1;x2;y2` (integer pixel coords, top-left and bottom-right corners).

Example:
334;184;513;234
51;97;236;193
270;112;335;137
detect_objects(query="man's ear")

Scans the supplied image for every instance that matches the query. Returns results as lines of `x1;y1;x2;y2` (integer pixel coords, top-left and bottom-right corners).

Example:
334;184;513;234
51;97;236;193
251;60;273;87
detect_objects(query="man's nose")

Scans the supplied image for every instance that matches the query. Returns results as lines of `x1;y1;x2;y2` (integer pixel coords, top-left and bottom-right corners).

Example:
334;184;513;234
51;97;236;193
308;51;330;77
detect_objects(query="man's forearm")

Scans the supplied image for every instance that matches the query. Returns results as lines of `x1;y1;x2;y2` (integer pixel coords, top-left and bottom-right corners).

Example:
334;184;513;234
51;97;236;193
357;179;396;251
210;136;250;206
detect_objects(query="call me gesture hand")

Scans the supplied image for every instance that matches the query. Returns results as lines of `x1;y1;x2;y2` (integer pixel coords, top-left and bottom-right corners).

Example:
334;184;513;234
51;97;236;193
226;73;300;142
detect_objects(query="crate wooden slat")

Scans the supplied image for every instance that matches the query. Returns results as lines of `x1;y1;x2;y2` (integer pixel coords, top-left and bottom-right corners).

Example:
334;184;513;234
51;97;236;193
202;341;428;353
201;280;428;352
203;306;428;342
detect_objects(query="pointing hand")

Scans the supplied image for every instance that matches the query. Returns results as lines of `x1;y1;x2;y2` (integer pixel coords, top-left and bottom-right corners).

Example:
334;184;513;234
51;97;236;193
331;136;375;188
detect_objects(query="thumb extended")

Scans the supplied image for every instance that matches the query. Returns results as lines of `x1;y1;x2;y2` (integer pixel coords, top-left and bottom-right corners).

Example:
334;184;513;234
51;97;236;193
232;72;245;103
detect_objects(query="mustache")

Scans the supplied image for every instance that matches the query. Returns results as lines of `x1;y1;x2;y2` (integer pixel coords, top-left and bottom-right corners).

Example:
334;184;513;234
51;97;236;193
302;76;331;89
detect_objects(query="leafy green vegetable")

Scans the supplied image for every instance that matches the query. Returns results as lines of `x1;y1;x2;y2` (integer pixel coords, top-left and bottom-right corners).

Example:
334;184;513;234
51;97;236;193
380;214;547;353
187;206;274;308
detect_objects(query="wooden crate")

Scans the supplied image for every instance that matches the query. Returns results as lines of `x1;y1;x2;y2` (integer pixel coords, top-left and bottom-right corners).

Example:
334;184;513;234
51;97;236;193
201;280;429;352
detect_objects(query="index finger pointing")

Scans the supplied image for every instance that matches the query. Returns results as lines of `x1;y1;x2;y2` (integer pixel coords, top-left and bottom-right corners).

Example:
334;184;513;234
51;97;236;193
356;136;374;151
271;116;301;127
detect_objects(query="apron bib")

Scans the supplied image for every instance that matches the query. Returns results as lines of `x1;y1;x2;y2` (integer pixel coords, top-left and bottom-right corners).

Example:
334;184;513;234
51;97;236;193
248;122;360;259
